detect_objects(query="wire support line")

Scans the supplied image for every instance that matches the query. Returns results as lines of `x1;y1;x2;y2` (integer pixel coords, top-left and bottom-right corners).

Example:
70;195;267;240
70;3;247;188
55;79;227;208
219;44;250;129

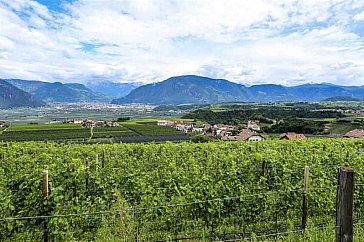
0;185;340;222
0;186;338;222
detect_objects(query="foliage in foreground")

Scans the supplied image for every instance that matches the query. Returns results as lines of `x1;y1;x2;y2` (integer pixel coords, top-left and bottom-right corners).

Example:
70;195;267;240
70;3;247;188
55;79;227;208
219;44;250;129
0;139;364;241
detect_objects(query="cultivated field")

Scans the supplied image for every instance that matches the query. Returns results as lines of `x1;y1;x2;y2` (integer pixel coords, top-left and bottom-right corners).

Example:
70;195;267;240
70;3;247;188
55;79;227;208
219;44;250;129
0;122;185;142
1;139;364;241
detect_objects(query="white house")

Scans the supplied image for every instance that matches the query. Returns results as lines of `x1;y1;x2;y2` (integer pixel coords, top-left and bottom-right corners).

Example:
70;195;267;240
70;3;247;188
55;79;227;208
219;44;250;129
157;120;174;126
222;129;267;142
192;126;205;133
248;120;260;131
0;121;6;128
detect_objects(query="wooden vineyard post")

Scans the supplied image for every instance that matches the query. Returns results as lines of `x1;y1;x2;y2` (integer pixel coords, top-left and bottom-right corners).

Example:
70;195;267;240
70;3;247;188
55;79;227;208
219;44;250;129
301;166;309;230
95;154;99;175
85;159;89;193
336;167;354;242
101;150;105;168
260;160;266;177
43;170;49;242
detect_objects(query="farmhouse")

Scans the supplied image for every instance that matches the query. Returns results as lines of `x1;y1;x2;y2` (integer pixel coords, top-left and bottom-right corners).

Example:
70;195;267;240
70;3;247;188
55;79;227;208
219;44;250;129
81;120;119;128
343;129;364;138
248;120;260;131
213;124;236;137
106;121;119;127
280;132;307;140
192;126;205;133
82;120;94;128
175;123;193;133
222;129;267;142
157;120;175;126
71;118;84;124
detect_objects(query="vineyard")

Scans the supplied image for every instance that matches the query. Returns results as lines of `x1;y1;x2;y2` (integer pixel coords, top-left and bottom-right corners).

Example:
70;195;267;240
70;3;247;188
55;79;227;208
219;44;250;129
122;124;182;135
0;123;184;142
1;139;364;241
92;127;138;138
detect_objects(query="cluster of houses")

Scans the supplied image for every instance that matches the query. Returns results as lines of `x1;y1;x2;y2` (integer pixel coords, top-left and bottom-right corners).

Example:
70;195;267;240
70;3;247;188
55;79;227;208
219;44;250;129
222;130;308;142
67;119;119;128
157;120;238;136
157;119;310;142
221;129;267;141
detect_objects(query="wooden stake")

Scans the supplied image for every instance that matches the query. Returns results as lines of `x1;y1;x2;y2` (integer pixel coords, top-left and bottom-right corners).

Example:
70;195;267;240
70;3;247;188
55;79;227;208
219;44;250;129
43;170;49;199
101;150;105;168
336;167;354;242
301;166;309;230
43;170;49;242
85;159;89;193
260;160;266;177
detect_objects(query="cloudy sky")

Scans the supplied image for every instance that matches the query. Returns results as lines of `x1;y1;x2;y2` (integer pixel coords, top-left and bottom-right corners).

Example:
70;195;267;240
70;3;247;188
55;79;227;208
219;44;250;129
0;0;364;86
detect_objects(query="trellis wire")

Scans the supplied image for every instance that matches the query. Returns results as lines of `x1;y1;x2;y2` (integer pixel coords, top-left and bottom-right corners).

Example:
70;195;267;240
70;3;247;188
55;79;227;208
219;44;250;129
0;186;338;222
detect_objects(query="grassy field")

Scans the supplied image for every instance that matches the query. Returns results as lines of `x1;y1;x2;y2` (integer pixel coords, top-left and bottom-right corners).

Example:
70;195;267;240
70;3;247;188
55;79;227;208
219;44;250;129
328;122;362;134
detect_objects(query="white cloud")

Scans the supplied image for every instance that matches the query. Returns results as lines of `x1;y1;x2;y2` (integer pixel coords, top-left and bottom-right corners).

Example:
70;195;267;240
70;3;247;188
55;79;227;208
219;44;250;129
354;11;364;21
0;0;363;86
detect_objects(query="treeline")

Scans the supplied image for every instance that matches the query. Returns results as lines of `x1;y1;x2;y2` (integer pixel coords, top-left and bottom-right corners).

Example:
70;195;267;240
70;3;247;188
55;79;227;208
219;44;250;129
264;118;326;134
183;108;343;125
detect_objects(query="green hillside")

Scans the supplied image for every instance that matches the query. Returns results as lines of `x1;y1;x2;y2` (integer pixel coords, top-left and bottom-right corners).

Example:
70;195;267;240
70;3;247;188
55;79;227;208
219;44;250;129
0;80;44;108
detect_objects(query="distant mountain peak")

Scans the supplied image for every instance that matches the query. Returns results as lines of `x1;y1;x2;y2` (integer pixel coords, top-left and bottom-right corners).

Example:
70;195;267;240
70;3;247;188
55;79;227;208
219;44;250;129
6;79;109;103
86;81;143;99
0;80;45;108
111;75;364;104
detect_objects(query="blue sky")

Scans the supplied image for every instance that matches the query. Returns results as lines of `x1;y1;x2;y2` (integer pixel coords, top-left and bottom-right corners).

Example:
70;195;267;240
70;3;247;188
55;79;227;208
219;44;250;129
33;0;71;12
1;0;364;86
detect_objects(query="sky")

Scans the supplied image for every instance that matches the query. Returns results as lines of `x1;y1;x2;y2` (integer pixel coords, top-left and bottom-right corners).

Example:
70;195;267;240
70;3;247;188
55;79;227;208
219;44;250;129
0;0;364;86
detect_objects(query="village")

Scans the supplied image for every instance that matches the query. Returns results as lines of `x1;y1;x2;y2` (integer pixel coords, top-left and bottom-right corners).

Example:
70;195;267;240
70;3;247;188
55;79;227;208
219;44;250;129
157;119;309;141
1;116;364;143
156;119;364;141
66;118;120;128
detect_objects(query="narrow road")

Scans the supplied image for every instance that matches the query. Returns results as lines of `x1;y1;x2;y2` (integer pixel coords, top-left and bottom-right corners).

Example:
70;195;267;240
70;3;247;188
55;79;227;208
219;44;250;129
89;126;94;140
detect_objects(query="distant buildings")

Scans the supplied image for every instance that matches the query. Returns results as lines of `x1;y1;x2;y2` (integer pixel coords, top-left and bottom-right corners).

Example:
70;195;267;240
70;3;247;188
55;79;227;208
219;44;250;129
71;118;84;124
222;129;268;142
247;120;260;131
156;120;239;136
192;126;205;133
343;129;364;138
157;120;175;126
67;119;119;128
280;132;307;140
0;121;6;128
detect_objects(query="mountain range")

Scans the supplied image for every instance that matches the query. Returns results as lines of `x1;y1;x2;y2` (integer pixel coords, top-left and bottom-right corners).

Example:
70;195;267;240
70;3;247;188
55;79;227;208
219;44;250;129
6;79;109;103
86;81;142;99
112;75;364;104
1;75;364;108
0;80;45;108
